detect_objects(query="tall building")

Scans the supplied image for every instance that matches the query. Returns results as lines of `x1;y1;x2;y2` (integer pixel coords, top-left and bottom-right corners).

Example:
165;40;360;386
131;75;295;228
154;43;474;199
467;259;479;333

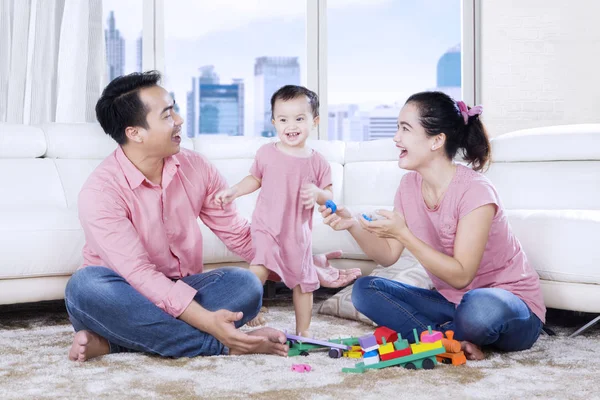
435;43;461;100
254;57;300;137
136;35;142;72
186;66;244;137
105;11;125;81
328;104;368;141
367;106;400;140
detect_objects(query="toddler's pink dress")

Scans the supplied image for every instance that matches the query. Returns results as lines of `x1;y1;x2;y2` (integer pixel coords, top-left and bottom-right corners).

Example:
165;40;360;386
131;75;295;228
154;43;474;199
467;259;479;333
250;143;332;292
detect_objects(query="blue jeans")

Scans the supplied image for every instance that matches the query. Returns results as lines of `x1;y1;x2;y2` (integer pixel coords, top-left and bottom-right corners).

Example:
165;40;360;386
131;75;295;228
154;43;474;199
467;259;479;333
64;266;263;357
352;277;543;351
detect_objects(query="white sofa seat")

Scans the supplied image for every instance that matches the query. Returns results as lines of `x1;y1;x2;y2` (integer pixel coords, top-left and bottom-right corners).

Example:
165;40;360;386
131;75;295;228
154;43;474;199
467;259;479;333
0;122;599;334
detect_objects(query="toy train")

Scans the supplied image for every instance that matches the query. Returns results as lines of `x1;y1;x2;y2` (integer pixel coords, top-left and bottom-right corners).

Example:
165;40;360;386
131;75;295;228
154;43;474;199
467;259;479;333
286;326;466;373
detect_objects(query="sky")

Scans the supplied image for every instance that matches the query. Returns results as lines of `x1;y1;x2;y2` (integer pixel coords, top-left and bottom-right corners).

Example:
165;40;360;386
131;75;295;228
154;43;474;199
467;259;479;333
102;0;461;136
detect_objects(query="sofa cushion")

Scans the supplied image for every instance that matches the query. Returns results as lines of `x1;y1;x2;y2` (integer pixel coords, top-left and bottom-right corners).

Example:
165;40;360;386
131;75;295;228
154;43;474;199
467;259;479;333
0;159;67;208
508;210;600;285
0;210;84;278
0;123;46;158
486;161;600;210
492;124;600;162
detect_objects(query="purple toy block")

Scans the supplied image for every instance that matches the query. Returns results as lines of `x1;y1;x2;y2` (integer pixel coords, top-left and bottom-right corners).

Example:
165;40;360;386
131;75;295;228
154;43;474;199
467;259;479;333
358;334;378;350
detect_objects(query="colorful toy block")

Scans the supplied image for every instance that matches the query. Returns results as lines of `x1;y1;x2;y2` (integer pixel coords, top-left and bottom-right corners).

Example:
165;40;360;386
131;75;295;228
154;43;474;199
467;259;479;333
342;346;445;373
377;338;395;355
291;364;312;373
421;326;443;343
358;334;379;353
374;326;398;345
380;347;412;361
410;340;443;354
393;333;410;351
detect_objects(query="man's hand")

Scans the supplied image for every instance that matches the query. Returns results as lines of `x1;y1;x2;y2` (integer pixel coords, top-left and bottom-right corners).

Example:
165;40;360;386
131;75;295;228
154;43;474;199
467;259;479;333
208;310;267;353
214;187;237;208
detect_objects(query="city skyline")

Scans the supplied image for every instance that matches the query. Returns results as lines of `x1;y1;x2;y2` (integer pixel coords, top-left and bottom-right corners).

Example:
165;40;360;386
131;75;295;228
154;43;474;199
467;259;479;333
102;0;461;140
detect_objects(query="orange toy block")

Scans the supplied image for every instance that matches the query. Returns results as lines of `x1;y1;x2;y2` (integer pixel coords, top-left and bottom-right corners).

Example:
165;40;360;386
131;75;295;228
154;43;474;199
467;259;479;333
380;347;412;361
374;327;398;345
420;327;443;343
436;351;467;366
441;330;461;353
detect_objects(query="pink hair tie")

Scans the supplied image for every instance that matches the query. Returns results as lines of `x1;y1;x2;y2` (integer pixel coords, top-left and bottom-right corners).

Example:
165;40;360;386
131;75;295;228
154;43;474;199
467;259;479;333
456;101;483;125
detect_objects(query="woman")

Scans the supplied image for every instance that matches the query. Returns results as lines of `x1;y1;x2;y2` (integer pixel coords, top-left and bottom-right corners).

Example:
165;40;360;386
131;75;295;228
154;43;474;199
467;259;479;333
320;92;545;360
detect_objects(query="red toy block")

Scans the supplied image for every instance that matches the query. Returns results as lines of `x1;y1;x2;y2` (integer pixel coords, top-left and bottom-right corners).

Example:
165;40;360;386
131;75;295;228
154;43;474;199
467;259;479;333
374;326;398;345
379;347;412;361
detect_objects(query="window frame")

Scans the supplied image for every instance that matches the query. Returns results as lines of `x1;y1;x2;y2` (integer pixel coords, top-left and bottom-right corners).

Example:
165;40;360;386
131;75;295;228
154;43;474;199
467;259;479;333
147;0;478;140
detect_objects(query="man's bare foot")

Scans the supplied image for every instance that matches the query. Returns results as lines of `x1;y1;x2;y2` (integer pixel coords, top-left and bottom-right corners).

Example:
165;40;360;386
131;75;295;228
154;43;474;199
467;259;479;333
461;341;485;360
68;331;110;362
246;306;268;327
229;327;289;357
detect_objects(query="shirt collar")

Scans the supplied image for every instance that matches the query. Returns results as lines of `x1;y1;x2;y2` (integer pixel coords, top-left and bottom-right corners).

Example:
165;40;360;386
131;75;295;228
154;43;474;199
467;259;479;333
115;146;181;190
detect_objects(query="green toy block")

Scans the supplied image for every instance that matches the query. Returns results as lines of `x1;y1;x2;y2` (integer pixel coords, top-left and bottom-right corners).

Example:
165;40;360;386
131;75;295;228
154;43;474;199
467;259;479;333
393;333;409;351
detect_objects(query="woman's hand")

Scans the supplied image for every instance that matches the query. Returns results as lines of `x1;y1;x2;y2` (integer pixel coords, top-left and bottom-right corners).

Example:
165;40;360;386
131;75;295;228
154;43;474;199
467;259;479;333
319;204;357;231
359;210;408;240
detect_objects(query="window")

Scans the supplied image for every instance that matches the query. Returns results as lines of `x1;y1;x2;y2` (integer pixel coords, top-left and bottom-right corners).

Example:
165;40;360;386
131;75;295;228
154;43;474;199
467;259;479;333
162;1;307;138
326;1;462;141
102;1;143;81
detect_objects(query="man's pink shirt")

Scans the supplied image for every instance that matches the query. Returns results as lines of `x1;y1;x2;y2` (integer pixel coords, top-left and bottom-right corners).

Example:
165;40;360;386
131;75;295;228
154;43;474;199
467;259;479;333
78;147;254;317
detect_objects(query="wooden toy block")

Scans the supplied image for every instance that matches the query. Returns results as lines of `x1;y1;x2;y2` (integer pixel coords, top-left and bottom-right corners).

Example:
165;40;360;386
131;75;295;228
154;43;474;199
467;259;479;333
378;342;395;355
344;351;363;359
358;334;378;350
363;350;379;358
364;355;380;366
374;327;398;345
379;347;412;361
393;334;410;351
436;351;467;366
421;327;443;343
441;330;461;353
410;340;443;354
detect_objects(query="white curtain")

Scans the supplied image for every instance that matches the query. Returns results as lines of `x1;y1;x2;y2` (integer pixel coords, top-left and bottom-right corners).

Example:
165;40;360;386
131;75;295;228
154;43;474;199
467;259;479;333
0;0;105;124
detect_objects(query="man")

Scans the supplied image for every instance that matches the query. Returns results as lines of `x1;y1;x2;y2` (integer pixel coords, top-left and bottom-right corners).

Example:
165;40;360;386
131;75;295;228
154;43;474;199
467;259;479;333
65;71;290;360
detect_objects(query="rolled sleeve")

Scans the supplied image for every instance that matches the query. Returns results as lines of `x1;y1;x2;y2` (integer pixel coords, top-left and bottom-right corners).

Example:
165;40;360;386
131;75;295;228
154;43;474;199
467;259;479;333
199;161;254;263
79;188;197;317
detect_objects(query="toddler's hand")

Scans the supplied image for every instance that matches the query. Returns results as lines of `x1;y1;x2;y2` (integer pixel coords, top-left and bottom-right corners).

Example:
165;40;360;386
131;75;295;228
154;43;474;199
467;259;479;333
214;188;237;208
300;183;319;210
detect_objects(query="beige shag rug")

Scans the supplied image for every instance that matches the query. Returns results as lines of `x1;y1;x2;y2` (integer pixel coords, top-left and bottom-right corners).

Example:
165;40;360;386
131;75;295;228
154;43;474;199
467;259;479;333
1;297;599;400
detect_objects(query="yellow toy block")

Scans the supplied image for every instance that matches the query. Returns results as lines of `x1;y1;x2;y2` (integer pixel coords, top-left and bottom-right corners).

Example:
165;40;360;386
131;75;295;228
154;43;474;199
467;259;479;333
344;351;363;359
378;342;395;355
410;340;443;354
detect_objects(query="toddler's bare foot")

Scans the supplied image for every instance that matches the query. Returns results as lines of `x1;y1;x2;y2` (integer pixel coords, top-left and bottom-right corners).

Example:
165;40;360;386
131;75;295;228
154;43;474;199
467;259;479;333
247;307;268;327
297;330;311;338
68;330;110;362
461;341;485;360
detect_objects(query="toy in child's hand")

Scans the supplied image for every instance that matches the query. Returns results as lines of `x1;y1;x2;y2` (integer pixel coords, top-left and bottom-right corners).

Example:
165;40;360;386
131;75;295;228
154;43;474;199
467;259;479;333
361;214;373;222
325;200;337;213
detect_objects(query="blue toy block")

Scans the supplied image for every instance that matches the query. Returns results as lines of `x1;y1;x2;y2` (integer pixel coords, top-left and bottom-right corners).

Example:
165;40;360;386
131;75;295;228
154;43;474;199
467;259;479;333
363;350;379;358
362;214;372;222
325;200;337;213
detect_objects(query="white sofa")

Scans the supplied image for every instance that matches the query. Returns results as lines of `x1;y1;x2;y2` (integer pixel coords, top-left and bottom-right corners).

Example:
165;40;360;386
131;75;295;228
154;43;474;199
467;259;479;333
1;122;599;333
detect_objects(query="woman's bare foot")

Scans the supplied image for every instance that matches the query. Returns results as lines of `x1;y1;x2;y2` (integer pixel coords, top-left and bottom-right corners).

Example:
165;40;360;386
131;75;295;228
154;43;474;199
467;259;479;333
68;331;110;362
229;327;289;357
461;341;485;360
247;306;268;327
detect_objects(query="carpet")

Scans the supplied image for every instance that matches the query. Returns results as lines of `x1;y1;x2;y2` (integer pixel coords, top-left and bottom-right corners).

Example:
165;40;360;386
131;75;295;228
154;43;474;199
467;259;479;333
1;298;599;400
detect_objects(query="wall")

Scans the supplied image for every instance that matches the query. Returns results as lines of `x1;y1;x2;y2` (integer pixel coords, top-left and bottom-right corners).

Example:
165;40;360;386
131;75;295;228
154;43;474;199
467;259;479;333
479;0;600;136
